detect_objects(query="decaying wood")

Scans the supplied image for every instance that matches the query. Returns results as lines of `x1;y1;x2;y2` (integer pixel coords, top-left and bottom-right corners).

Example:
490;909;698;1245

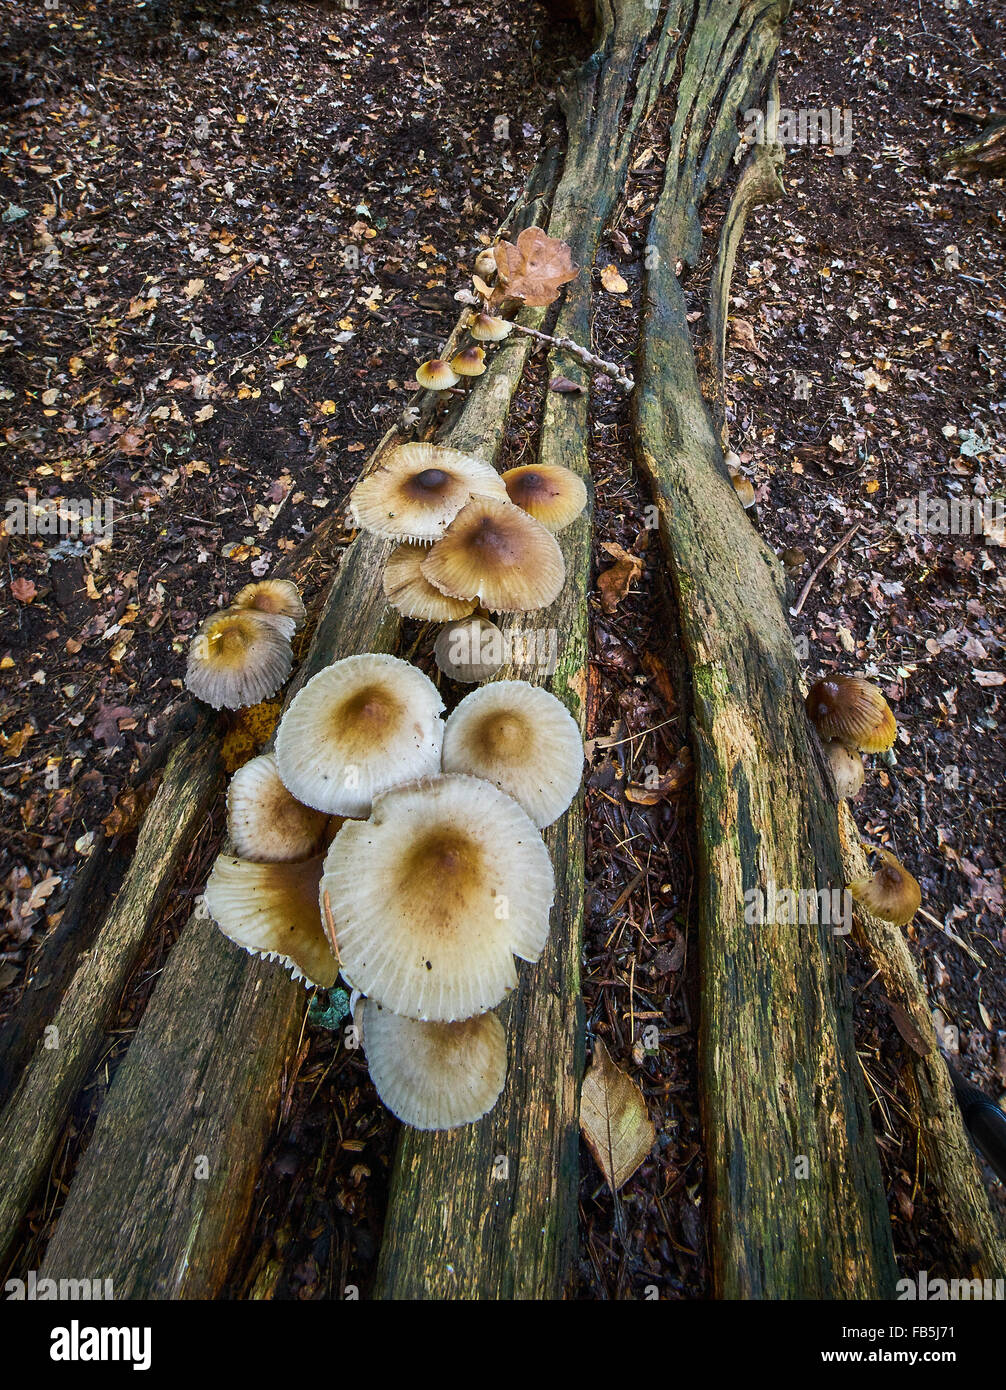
374;0;684;1300
0;728;223;1272
839;803;1006;1280
631;0;898;1297
35;166;565;1296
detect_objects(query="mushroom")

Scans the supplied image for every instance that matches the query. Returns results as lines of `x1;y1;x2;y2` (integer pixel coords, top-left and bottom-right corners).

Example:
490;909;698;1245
205;853;336;987
847;848;922;926
731;474;756;509
232;578;306;633
806;674;897;752
362;1002;507;1131
824;741;865;800
274;653;445;816
501;462;588;532
442;680;583;827
451;346;487;378
473;248;498;281
320;773;555;1022
349;442;508;544
469;312;513;343
416;358;460;391
433;615;505;683
185;609;293;710
383;543;478;622
420;497;565;613
226;751;329;862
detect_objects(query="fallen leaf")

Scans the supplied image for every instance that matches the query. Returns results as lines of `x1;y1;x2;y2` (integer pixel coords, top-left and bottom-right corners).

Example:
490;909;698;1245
598;542;643;614
492;225;578;308
624;747;693;804
10;577;37;603
973;670;1005;687
549;375;584;393
92;703;135;750
728;316;767;360
600;263;628;294
579;1037;655;1191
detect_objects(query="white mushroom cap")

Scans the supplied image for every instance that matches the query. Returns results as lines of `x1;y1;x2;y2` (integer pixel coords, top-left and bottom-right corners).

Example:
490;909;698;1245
185;609;293;710
205;853;336;988
274;653;445;816
383;543;477;622
226;752;329;861
362;1002;507;1130
320;773;554;1022
232;578;306;632
442;680;583;827
349;442;507;544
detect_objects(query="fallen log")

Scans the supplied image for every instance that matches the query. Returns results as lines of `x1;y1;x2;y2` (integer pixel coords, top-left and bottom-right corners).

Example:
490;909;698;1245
839;804;1006;1280
631;0;899;1296
373;0;684;1301
35;173;565;1295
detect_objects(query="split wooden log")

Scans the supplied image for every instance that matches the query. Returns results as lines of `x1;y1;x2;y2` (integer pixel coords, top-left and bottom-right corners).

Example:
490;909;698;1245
374;0;683;1300
839;805;1006;1280
631;0;899;1297
35;174;565;1295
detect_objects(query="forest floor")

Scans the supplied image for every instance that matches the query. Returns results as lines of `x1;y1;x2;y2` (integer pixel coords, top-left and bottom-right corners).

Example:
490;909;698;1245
1;0;1003;1297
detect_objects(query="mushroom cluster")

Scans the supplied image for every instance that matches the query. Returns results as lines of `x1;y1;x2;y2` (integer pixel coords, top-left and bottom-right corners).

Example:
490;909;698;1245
185;579;305;710
201;653;584;1131
350;439;587;684
805;671;920;926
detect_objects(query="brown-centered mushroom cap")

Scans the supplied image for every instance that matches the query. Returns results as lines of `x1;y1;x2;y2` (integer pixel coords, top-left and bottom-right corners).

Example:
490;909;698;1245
847;848;921;926
362;1002;507;1131
806;674;897;752
469;312;513;343
451;346;487;377
433;615;505;683
501;462;588;533
205;853;336;987
274;653;445;816
226;751;330;862
420;497;565;613
383;544;478;622
416;359;460;391
185;609;292;710
349;442;508;544
442;680;583;827
320;773;555;1022
232;578;306;632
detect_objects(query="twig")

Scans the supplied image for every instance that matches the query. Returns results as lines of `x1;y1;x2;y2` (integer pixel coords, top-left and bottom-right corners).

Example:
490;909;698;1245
455;288;635;393
790;522;862;616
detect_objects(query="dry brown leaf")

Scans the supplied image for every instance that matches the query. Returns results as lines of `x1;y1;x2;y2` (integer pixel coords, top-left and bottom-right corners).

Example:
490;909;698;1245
549;374;584;394
600;263;628;294
624;746;693;804
492;225;578;308
728;316;767;361
10;577;37;604
579;1037;655;1191
640;650;676;710
597;542;643;614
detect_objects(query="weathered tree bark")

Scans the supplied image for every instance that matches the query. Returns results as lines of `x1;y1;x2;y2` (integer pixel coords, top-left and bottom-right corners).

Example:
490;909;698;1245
839;804;1006;1281
373;0;683;1301
631;0;900;1297
938;117;1006;177
34;164;565;1295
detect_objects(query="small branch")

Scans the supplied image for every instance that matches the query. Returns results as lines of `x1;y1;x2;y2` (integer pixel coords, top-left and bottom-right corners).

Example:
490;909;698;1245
790;522;861;617
455;288;635;393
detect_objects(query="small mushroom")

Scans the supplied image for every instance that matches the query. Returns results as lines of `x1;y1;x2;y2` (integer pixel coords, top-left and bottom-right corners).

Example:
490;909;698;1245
421;497;566;613
416;358;460;391
847;848;922;926
205;853;336;987
442;680;583;827
320;773;555;1021
451;346;487;378
501;462;588;533
824;741;865;800
362;1002;507;1131
232;578;306;633
226;752;330;862
474;248;498;281
383;543;478;622
349;442;507;544
185;609;293;710
274;653;445;816
434;615;505;683
731;474;756;509
469;312;513;343
806;674;897;753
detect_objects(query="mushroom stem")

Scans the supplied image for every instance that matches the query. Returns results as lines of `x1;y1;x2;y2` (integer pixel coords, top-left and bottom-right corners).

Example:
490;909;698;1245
321;889;342;966
455;288;634;393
